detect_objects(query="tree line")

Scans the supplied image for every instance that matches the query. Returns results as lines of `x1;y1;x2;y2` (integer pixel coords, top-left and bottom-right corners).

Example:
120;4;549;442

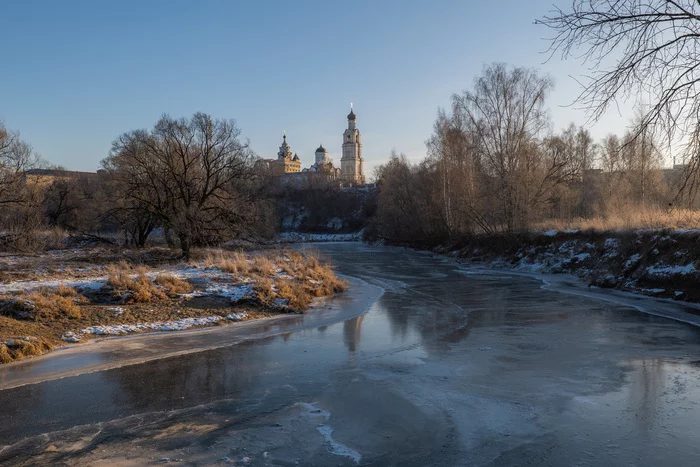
370;63;683;245
6;0;700;251
369;1;700;245
0;114;274;257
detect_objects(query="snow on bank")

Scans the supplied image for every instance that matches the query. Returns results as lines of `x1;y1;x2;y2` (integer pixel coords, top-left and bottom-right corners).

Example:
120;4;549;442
646;263;696;278
0;277;108;295
61;312;248;342
278;232;362;243
444;230;700;302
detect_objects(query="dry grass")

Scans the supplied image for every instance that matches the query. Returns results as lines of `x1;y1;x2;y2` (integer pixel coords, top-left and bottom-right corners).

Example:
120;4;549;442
532;207;700;232
252;256;277;276
276;280;312;310
281;250;348;294
104;266;166;304
0;247;350;365
253;276;276;305
3;287;87;321
154;274;193;296
200;250;251;275
103;261;195;303
194;248;348;312
54;284;79;297
0;337;53;364
248;250;348;312
104;261;150;289
129;275;168;303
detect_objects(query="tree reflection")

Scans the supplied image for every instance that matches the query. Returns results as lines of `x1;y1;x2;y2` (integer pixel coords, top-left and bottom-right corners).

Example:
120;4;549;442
343;316;365;352
105;339;272;412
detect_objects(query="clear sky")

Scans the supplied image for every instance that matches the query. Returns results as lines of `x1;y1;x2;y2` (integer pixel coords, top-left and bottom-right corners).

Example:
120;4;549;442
0;0;638;175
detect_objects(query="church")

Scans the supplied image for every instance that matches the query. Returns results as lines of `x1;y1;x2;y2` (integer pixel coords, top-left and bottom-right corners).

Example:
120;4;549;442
262;107;366;186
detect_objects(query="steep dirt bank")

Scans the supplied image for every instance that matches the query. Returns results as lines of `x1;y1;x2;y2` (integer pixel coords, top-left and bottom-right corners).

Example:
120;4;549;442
384;230;700;304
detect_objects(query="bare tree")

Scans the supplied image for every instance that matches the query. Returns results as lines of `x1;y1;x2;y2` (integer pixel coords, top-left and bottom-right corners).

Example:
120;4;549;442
0;123;42;205
103;113;258;258
600;134;621;174
452;63;554;230
540;1;700;140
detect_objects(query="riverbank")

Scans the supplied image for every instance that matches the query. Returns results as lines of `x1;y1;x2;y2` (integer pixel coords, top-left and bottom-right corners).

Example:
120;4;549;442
4;243;700;466
0;247;348;364
0;274;381;391
374;229;700;306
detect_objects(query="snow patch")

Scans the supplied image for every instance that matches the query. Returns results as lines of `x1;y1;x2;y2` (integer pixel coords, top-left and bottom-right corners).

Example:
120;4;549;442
205;284;253;302
571;253;590;262
225;312;247;321
61;313;248;341
646;263;696;277
625;254;641;269
604;238;620;249
61;332;82;343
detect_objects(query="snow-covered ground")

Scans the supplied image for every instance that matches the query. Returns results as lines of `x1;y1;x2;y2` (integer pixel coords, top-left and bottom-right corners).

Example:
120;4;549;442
61;312;248;342
1;261;281;343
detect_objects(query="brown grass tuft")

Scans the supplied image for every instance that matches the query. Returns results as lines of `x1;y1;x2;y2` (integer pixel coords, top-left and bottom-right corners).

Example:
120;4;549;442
276;280;312;310
104;261;151;288
200;250;251;275
246;250;348;312
104;264;169;303
253;277;276;306
0;344;11;364
0;337;53;363
10;288;87;320
55;284;79;297
154;274;193;296
128;275;168;303
103;260;182;303
252;256;276;276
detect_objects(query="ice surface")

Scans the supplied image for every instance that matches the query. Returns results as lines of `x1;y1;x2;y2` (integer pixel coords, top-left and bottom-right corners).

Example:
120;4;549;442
295;401;362;464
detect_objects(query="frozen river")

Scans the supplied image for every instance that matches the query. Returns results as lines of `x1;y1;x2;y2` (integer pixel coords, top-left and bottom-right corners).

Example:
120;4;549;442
1;243;700;465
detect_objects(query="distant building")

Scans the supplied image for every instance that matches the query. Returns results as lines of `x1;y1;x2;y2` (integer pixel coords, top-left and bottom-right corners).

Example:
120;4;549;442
261;107;366;186
341;107;365;186
265;133;301;176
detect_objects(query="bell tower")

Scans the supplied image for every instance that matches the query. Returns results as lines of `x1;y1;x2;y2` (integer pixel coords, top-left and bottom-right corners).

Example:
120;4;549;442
341;105;365;185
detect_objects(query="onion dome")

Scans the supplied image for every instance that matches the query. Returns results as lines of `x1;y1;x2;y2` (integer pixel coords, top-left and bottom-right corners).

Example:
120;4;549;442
316;144;326;153
347;108;356;121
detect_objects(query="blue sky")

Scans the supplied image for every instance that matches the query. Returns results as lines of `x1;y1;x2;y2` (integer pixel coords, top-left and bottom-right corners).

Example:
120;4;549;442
0;0;636;174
